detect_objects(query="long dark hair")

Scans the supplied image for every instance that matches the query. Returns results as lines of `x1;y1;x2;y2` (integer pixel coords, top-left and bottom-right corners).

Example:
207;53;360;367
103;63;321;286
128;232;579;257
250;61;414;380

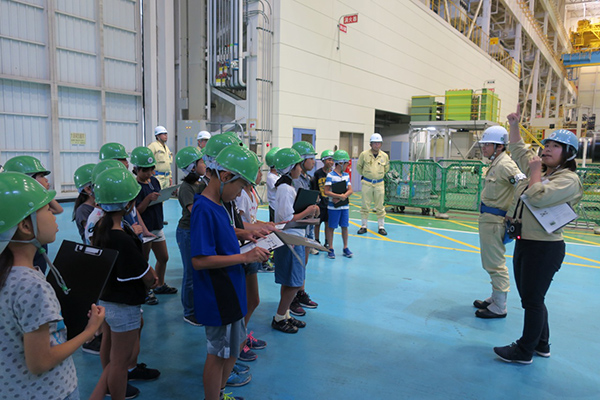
71;192;89;221
0;247;14;290
183;172;200;184
91;212;116;249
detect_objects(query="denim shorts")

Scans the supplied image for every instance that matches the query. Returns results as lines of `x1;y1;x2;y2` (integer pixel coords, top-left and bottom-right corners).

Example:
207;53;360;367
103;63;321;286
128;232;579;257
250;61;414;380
150;229;166;242
244;261;261;275
99;300;142;333
274;244;305;287
64;386;79;400
205;318;246;359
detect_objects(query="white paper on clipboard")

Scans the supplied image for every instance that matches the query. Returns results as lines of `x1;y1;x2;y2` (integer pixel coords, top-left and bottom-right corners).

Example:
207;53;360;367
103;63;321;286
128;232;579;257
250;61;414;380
149;184;180;207
521;196;577;233
240;233;285;254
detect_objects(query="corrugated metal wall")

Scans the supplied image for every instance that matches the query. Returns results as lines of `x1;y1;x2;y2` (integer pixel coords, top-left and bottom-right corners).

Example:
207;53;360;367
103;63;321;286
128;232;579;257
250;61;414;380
0;0;142;197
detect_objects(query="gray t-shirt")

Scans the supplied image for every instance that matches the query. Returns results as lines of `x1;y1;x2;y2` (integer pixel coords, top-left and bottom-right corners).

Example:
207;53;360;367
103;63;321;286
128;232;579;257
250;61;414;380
177;181;202;230
0;266;77;400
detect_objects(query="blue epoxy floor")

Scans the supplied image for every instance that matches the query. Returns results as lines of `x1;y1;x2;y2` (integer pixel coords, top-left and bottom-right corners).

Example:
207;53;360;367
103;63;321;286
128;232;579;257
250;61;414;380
47;197;600;400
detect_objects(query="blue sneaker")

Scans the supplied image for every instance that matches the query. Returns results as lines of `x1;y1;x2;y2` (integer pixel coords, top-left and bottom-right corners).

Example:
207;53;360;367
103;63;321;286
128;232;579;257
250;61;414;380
226;371;252;387
246;332;267;350
328;249;335;259
343;248;353;258
232;362;250;375
238;346;257;362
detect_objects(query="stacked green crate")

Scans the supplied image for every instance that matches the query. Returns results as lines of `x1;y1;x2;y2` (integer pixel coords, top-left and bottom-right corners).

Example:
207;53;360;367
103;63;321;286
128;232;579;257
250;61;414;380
444;89;473;121
411;96;436;121
479;89;499;121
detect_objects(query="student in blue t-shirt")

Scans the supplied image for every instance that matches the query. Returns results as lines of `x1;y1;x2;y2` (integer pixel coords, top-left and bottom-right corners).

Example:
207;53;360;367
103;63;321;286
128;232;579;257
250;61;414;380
190;145;269;400
323;150;354;259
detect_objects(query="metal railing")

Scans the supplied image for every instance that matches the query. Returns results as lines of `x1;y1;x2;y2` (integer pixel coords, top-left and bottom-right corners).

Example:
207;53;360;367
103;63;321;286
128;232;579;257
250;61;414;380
385;159;600;229
428;0;519;77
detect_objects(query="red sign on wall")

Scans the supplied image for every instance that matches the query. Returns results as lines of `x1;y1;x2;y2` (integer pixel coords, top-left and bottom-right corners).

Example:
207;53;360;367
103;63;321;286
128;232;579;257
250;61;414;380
343;14;358;24
339;23;347;33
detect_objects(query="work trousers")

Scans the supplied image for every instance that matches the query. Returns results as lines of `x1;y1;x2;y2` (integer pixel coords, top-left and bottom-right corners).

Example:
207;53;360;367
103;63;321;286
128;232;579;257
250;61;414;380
360;180;385;220
478;213;510;292
513;238;565;357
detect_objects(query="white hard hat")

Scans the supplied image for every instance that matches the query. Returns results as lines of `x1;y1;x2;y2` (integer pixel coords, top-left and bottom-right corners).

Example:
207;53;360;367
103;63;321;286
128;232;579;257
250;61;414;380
154;125;168;136
197;130;211;141
370;133;383;143
479;126;508;145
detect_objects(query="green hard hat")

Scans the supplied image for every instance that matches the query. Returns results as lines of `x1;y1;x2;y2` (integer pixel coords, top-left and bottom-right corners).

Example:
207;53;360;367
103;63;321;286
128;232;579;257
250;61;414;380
73;163;95;190
215;145;261;185
176;146;203;170
130;147;156;168
204;134;239;159
274;148;303;172
321;149;334;160
3;155;51;176
222;131;243;146
0;172;55;235
94;168;141;206
99;142;128;161
292;141;317;157
91;159;127;184
264;147;280;167
333;150;350;162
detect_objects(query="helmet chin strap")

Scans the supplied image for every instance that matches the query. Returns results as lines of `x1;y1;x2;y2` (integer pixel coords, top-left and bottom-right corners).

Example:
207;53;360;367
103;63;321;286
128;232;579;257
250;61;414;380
7;213;70;294
218;172;242;198
488;144;499;161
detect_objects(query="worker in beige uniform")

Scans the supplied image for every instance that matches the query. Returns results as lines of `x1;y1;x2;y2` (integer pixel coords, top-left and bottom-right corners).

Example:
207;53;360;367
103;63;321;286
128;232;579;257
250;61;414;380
357;133;390;235
197;130;211;151
148;125;173;189
474;126;524;319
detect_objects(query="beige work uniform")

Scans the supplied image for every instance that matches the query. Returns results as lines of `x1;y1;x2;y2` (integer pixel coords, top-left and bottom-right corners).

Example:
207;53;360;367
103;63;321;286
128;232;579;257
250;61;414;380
479;151;521;292
357;149;390;220
148;140;173;189
507;140;583;242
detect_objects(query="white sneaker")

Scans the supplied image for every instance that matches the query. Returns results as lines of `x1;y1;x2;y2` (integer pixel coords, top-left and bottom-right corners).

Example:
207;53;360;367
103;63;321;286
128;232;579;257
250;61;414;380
309;248;319;255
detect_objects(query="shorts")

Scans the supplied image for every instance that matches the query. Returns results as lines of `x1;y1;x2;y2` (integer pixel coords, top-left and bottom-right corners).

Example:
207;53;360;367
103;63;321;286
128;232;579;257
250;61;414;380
205;318;247;359
274;244;305;287
269;206;275;222
244;262;261;275
328;208;349;229
99;300;142;333
318;205;328;223
150;229;166;242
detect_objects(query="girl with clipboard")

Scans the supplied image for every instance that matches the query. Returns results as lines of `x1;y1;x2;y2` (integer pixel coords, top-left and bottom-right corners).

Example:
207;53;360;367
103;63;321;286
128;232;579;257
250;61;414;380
0;172;105;400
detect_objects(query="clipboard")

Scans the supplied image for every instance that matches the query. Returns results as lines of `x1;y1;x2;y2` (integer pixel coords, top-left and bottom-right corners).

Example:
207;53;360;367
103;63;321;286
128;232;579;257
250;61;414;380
331;180;349;208
293;188;320;213
149;184;181;207
46;240;118;340
521;197;578;234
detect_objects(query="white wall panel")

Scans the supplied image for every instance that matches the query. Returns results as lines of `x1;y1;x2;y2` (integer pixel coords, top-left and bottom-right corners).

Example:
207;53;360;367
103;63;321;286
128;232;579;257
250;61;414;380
104;59;137;90
106;93;138;150
274;0;520;153
104;0;136;30
56;50;98;85
56;0;95;19
56;13;96;54
1;0;142;196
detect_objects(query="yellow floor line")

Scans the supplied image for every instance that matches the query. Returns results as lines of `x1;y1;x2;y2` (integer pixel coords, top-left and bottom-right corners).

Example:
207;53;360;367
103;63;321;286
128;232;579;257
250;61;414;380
348;220;394;241
563;235;600;246
384;214;481;251
447;220;479;230
565;252;600;265
330;230;600;269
